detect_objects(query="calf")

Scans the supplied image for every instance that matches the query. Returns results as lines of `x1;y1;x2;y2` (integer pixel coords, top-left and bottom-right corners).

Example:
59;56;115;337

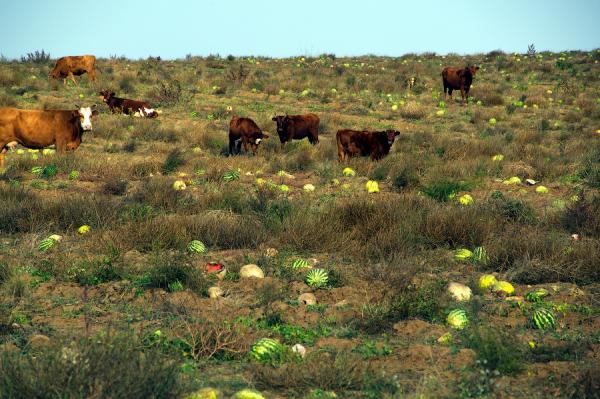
99;90;158;118
0;106;98;167
50;55;97;86
442;65;479;101
336;129;400;162
229;116;269;155
271;113;319;146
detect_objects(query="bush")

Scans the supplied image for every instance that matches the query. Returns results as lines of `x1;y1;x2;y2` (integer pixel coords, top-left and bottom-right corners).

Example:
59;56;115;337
463;326;525;375
162;149;186;174
145;252;208;294
0;332;182;398
420;179;471;202
20;50;51;64
561;194;600;236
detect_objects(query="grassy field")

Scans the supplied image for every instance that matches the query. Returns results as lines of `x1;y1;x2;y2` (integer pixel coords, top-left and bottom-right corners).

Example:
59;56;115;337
0;49;599;398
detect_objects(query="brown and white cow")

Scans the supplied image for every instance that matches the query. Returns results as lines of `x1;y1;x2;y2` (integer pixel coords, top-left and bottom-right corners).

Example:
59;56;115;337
229;116;269;155
336;129;400;162
50;55;97;85
442;65;479;101
271;113;319;146
99;90;158;118
0;106;98;167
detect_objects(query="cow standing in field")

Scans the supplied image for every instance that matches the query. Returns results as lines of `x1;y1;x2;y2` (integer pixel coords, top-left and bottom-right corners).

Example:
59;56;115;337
442;65;479;101
50;55;97;85
228;116;269;155
336;129;400;161
0;106;98;167
99;90;158;118
271;113;319;147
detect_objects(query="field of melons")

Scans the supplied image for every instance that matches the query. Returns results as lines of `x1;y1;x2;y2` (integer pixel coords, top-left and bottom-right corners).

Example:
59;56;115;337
0;50;599;398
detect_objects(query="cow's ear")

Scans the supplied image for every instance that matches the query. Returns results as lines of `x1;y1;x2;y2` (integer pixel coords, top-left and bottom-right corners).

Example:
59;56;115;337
395;131;400;136
263;133;269;138
271;117;277;121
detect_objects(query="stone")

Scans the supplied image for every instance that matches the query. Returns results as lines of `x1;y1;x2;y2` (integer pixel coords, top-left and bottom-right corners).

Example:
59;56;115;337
447;282;472;301
239;264;264;279
208;286;224;299
298;293;317;305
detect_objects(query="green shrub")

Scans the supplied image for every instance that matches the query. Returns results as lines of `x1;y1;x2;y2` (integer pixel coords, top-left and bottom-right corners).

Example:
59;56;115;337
162;149;186;174
421;180;471;202
0;332;182;398
463;326;525;375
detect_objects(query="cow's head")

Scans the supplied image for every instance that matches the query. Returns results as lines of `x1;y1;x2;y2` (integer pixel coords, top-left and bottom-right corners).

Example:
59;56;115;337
271;115;289;137
468;65;480;76
384;130;400;146
98;90;115;102
74;105;99;131
49;67;61;79
249;132;269;152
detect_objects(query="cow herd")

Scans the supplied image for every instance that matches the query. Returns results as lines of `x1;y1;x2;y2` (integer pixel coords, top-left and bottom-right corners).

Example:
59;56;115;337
0;55;480;167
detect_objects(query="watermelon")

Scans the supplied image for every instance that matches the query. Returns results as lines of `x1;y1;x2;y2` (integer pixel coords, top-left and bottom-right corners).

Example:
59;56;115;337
525;288;550;303
493;281;515;295
223;170;240;181
38;235;61;252
532;308;555;330
447;309;468;329
31;166;43;176
472;246;489;265
188;240;206;254
478;274;497;289
342;167;356;177
77;225;90;234
250;338;283;363
290;259;310;270
306;268;329;288
454;248;473;261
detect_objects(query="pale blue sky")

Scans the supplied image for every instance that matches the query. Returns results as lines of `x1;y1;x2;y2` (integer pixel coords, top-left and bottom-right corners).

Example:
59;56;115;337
2;0;599;59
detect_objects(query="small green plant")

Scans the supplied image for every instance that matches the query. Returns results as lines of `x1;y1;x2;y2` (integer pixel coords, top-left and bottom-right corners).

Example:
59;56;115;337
421;180;472;202
162;149;185;174
463;326;525;375
306;269;329;288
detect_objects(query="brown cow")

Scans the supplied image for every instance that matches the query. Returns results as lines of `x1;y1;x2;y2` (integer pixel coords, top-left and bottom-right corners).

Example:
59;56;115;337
50;55;97;85
0;106;98;167
336;129;400;162
99;90;158;118
442;65;479;101
271;113;319;146
229;116;269;155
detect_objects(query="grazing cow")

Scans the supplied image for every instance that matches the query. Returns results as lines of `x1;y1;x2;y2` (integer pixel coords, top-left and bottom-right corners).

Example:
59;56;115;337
50;55;97;86
442;65;479;101
0;106;98;167
228;116;269;155
336;129;400;162
271;113;319;146
99;90;158;118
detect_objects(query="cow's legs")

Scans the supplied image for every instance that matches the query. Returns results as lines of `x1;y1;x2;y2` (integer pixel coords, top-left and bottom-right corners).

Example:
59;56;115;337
242;138;249;154
68;72;78;86
89;69;97;82
460;87;466;102
0;145;7;169
228;138;237;155
448;88;453;100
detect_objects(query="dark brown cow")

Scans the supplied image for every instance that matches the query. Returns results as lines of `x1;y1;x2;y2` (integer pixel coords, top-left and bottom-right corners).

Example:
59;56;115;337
229;116;269;155
442;65;479;101
336;129;400;162
0;106;98;167
50;55;97;85
99;90;158;118
271;113;319;146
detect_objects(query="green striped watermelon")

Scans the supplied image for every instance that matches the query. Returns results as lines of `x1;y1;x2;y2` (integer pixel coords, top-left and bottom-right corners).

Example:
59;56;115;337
187;240;206;254
290;259;310;270
38;236;61;252
525;288;550;303
472;246;489;265
447;309;468;329
31;166;43;176
532;308;555;330
223;170;240;182
250;338;283;363
306;268;328;288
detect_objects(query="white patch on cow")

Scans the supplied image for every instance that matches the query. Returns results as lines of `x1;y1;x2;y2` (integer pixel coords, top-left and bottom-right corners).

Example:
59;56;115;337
78;107;93;131
143;107;155;115
255;138;262;144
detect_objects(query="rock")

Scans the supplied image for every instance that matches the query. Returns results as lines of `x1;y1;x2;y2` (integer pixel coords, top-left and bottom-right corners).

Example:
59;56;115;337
264;248;278;257
239;264;264;279
29;334;51;350
298;293;317;305
208;286;223;299
233;389;265;399
447;282;472;301
292;343;306;358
